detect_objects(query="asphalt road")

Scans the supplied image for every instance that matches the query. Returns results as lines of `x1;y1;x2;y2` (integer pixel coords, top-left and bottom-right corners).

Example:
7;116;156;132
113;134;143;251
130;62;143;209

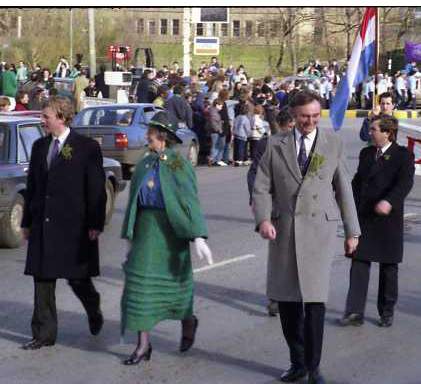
1;118;421;384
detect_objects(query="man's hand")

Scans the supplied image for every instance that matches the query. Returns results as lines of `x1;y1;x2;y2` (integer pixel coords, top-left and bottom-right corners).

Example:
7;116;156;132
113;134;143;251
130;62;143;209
22;228;30;241
259;220;277;240
344;237;359;255
89;230;101;241
375;200;392;215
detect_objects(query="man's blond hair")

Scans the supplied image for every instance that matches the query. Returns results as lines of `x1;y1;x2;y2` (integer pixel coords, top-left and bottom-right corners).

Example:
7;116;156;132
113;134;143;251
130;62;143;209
42;97;74;126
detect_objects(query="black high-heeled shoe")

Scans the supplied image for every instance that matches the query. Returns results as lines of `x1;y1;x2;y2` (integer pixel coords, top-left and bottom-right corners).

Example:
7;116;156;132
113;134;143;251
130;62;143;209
123;344;152;365
180;316;198;352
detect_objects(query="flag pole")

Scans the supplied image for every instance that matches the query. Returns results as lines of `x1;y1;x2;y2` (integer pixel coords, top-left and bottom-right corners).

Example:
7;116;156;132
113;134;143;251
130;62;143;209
373;7;380;111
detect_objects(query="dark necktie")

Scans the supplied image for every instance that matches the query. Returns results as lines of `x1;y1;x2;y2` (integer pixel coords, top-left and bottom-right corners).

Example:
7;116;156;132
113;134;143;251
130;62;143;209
297;134;308;175
49;139;60;167
376;148;382;161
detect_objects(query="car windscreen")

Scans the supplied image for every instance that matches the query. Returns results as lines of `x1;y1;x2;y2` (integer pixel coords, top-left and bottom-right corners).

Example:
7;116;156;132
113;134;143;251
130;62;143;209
18;124;43;163
77;108;136;127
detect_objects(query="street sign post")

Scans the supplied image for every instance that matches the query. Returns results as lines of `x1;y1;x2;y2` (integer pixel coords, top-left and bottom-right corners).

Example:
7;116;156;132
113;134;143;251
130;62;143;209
194;37;220;56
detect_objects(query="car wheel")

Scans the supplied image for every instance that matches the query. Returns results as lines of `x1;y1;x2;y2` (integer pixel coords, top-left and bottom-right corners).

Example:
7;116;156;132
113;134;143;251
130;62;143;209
188;142;199;167
105;179;115;225
0;194;25;248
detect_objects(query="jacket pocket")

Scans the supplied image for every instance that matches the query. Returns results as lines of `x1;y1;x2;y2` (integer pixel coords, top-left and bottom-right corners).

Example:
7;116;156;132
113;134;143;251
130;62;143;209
325;211;340;221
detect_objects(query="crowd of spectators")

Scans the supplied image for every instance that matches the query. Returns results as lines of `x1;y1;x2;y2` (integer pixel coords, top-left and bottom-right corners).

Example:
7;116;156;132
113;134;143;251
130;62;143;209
0;55;420;166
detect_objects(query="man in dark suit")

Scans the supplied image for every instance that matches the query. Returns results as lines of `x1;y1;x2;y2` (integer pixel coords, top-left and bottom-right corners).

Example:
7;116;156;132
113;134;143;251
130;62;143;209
21;96;106;350
338;115;415;328
164;85;193;130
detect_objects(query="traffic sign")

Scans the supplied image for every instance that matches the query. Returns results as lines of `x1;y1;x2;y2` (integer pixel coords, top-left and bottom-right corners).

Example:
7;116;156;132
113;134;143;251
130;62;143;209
194;37;220;56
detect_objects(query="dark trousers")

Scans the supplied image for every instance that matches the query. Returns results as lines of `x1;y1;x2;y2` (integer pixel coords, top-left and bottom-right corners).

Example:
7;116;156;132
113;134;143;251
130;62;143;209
249;139;260;161
233;138;247;161
278;302;325;372
31;277;100;342
345;259;398;318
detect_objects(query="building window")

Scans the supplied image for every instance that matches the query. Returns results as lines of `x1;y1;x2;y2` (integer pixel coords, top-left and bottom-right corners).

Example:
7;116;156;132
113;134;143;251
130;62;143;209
269;20;279;37
137;18;144;34
172;19;179;35
233;20;240;37
257;21;265;38
160;19;168;35
149;20;156;35
221;23;228;37
245;20;252;37
196;23;204;36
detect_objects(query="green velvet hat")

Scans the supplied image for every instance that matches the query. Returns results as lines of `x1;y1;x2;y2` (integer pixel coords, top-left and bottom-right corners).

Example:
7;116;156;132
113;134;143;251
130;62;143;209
149;111;182;144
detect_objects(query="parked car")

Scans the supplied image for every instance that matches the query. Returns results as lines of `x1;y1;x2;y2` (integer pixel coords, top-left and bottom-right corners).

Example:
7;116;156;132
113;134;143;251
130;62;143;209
71;103;200;179
0;115;126;248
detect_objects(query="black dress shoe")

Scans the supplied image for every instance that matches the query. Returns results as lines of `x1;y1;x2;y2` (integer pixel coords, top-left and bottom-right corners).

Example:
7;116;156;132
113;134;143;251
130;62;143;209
336;313;364;326
308;369;326;384
267;300;279;317
377;316;393;327
180;316;198;352
22;339;55;350
88;309;104;335
123;344;152;365
279;365;307;382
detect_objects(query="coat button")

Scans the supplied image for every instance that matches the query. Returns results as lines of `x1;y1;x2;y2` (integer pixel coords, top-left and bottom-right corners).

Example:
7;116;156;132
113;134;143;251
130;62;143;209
312;213;316;217
313;194;318;199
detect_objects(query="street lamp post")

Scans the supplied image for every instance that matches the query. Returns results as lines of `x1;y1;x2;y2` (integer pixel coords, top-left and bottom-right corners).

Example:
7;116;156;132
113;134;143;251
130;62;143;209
88;8;96;77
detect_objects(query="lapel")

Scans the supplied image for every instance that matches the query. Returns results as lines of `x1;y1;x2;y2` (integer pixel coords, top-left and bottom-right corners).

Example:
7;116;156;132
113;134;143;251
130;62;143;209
49;130;77;171
40;136;51;174
367;142;397;179
305;127;329;176
277;131;302;184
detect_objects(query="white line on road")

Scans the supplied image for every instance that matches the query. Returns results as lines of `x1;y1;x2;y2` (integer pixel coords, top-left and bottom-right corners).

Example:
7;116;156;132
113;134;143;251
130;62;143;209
400;122;421;133
193;253;257;274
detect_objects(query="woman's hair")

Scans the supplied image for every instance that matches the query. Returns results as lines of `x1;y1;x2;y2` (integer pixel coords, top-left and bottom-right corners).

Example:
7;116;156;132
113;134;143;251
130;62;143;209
148;126;176;148
212;98;224;107
15;91;29;104
41;96;74;126
218;89;229;102
0;97;11;109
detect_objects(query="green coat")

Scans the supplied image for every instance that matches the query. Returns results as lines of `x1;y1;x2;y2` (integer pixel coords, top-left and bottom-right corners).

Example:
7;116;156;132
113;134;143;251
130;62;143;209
1;70;17;97
121;149;208;241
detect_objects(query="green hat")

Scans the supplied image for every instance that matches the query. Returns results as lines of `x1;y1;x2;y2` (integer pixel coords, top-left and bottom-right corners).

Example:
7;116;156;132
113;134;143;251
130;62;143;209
149;111;182;144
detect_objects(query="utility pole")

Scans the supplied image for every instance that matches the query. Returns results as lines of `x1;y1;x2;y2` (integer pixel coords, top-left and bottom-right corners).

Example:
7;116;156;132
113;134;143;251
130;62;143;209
17;15;22;39
183;7;191;77
88;8;96;77
70;9;73;68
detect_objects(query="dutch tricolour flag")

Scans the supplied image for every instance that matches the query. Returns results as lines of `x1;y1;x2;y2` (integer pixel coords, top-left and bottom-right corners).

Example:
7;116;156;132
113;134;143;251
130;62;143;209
330;8;376;131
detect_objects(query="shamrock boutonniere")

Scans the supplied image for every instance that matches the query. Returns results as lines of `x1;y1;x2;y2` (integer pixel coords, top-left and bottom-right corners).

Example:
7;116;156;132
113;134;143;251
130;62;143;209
307;153;326;177
383;154;391;161
169;153;184;171
61;144;73;160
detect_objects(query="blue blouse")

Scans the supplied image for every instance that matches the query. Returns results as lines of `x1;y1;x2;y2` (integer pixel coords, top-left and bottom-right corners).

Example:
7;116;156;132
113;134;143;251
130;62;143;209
138;159;165;209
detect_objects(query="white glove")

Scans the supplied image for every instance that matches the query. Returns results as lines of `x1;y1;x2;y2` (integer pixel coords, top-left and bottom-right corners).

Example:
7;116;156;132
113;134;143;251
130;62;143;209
194;238;213;265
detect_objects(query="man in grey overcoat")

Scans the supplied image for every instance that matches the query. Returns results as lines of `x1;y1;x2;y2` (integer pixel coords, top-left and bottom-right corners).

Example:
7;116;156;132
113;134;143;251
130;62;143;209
252;91;361;384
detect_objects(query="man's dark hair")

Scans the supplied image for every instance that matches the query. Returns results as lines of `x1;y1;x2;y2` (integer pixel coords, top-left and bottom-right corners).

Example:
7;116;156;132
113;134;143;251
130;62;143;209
289;90;322;109
379;92;396;104
371;115;398;142
277;107;294;127
238;103;249;115
173;85;184;95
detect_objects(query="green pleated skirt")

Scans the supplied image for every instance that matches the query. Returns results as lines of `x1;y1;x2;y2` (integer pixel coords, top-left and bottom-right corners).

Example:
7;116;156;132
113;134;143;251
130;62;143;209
121;209;193;334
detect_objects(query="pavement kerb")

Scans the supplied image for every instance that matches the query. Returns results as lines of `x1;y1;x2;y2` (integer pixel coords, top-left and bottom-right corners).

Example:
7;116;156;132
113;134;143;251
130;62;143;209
321;110;420;118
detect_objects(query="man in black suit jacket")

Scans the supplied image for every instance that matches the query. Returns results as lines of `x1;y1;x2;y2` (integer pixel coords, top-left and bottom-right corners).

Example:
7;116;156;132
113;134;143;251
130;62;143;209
21;97;106;350
338;115;415;328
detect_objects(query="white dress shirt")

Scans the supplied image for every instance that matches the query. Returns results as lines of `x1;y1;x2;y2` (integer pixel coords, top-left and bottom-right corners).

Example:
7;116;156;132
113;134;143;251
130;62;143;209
377;141;392;157
294;128;317;158
47;127;71;165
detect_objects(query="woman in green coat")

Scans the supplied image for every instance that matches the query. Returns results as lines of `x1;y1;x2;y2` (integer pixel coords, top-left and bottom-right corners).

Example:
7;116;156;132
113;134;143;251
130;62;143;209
120;111;213;365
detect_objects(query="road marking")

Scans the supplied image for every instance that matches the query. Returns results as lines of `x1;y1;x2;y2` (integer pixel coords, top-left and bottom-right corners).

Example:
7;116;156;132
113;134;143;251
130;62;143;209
400;122;421;133
193;253;257;274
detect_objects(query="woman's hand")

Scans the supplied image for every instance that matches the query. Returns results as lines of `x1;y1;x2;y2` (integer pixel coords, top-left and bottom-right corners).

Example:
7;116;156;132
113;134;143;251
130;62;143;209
194;238;214;265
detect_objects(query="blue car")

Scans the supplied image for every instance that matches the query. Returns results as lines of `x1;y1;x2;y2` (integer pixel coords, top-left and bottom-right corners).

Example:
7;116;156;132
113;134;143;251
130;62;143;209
71;103;200;179
0;114;125;248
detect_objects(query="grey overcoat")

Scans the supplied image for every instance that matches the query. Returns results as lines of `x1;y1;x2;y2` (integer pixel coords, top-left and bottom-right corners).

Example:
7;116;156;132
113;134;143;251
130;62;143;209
252;128;360;303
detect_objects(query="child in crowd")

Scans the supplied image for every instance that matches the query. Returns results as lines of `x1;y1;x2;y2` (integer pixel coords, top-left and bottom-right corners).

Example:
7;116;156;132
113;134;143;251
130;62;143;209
249;104;269;161
0;97;11;112
233;103;251;166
